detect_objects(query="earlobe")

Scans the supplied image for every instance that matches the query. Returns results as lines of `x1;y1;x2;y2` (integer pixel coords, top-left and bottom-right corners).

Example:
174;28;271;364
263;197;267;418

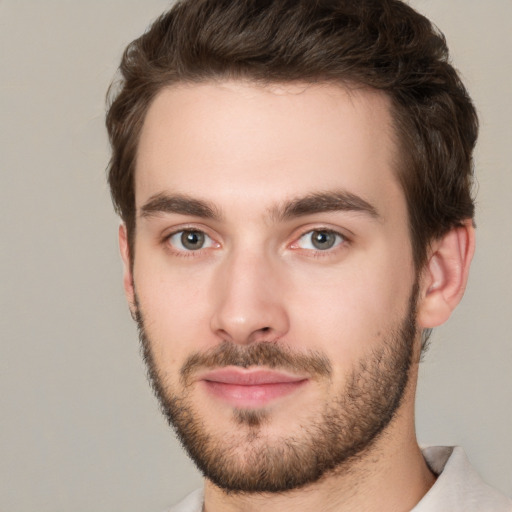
118;224;136;316
417;220;475;329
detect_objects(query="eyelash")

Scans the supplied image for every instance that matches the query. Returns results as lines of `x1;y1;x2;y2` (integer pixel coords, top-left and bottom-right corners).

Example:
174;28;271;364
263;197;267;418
162;227;350;258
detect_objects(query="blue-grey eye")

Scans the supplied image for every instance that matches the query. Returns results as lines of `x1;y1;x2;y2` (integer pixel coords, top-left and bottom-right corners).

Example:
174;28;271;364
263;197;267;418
297;230;343;250
168;230;213;251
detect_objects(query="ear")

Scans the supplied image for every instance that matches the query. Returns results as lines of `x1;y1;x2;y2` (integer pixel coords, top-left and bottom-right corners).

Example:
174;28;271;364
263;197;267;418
417;220;475;329
118;223;136;317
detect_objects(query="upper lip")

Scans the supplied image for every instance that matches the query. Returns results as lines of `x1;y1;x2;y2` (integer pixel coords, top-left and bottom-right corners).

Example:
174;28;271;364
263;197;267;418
198;367;307;385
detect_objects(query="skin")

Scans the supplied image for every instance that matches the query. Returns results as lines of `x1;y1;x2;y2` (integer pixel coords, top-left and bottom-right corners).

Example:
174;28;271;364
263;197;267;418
119;81;475;512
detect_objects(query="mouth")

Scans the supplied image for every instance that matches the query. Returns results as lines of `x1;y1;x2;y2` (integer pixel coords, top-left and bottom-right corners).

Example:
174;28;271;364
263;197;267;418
198;367;308;408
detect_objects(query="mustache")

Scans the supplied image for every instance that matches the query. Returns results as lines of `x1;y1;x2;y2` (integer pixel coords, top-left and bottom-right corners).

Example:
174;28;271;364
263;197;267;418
180;341;332;386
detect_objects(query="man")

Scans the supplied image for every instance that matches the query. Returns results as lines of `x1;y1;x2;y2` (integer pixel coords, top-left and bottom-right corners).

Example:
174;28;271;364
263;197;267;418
105;0;512;510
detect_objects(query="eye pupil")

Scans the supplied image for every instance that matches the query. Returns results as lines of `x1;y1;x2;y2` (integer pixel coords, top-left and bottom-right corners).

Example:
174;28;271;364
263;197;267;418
312;230;336;250
181;231;205;250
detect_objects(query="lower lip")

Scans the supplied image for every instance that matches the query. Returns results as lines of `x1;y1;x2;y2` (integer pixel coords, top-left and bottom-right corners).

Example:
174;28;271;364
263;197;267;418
202;380;307;408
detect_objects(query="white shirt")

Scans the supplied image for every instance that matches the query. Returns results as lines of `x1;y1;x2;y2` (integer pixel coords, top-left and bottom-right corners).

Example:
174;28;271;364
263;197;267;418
169;446;512;512
413;446;511;511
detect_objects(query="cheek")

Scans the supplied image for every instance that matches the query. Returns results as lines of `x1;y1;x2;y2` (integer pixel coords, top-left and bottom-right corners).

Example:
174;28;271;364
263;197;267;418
133;257;215;367
286;249;415;370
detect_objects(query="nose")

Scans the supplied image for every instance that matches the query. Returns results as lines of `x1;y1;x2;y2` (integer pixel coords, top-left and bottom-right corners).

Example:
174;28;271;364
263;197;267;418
209;248;290;345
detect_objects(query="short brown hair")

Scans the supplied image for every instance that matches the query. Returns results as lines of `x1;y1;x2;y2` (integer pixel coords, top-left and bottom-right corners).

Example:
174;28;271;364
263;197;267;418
106;0;478;269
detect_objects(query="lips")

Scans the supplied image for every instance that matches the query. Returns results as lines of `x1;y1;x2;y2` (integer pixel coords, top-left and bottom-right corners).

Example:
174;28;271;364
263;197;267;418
198;368;308;408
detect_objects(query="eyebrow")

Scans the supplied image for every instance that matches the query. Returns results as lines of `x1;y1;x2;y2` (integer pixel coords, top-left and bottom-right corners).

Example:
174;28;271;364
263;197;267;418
271;190;380;221
140;193;222;220
139;189;379;223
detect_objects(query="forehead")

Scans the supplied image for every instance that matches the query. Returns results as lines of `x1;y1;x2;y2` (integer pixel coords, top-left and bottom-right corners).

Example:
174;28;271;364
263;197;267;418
135;81;404;219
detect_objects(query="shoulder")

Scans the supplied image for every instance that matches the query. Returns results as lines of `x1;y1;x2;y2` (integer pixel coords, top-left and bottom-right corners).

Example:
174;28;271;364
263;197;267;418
167;488;204;512
414;446;512;512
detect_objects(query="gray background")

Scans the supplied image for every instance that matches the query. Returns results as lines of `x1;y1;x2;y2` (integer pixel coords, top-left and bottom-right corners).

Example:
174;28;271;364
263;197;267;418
1;1;510;510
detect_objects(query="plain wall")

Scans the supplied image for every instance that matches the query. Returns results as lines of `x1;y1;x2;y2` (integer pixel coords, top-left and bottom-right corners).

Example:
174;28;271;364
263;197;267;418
0;1;510;510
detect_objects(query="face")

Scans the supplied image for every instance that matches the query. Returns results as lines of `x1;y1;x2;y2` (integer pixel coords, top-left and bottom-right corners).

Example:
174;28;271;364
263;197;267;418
125;82;420;492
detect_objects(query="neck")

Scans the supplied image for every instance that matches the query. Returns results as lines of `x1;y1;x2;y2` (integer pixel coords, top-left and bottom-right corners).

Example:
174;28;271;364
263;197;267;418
203;364;435;512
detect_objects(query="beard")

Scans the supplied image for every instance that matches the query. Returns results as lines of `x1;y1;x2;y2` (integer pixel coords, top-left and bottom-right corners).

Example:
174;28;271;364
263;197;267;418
134;285;418;494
